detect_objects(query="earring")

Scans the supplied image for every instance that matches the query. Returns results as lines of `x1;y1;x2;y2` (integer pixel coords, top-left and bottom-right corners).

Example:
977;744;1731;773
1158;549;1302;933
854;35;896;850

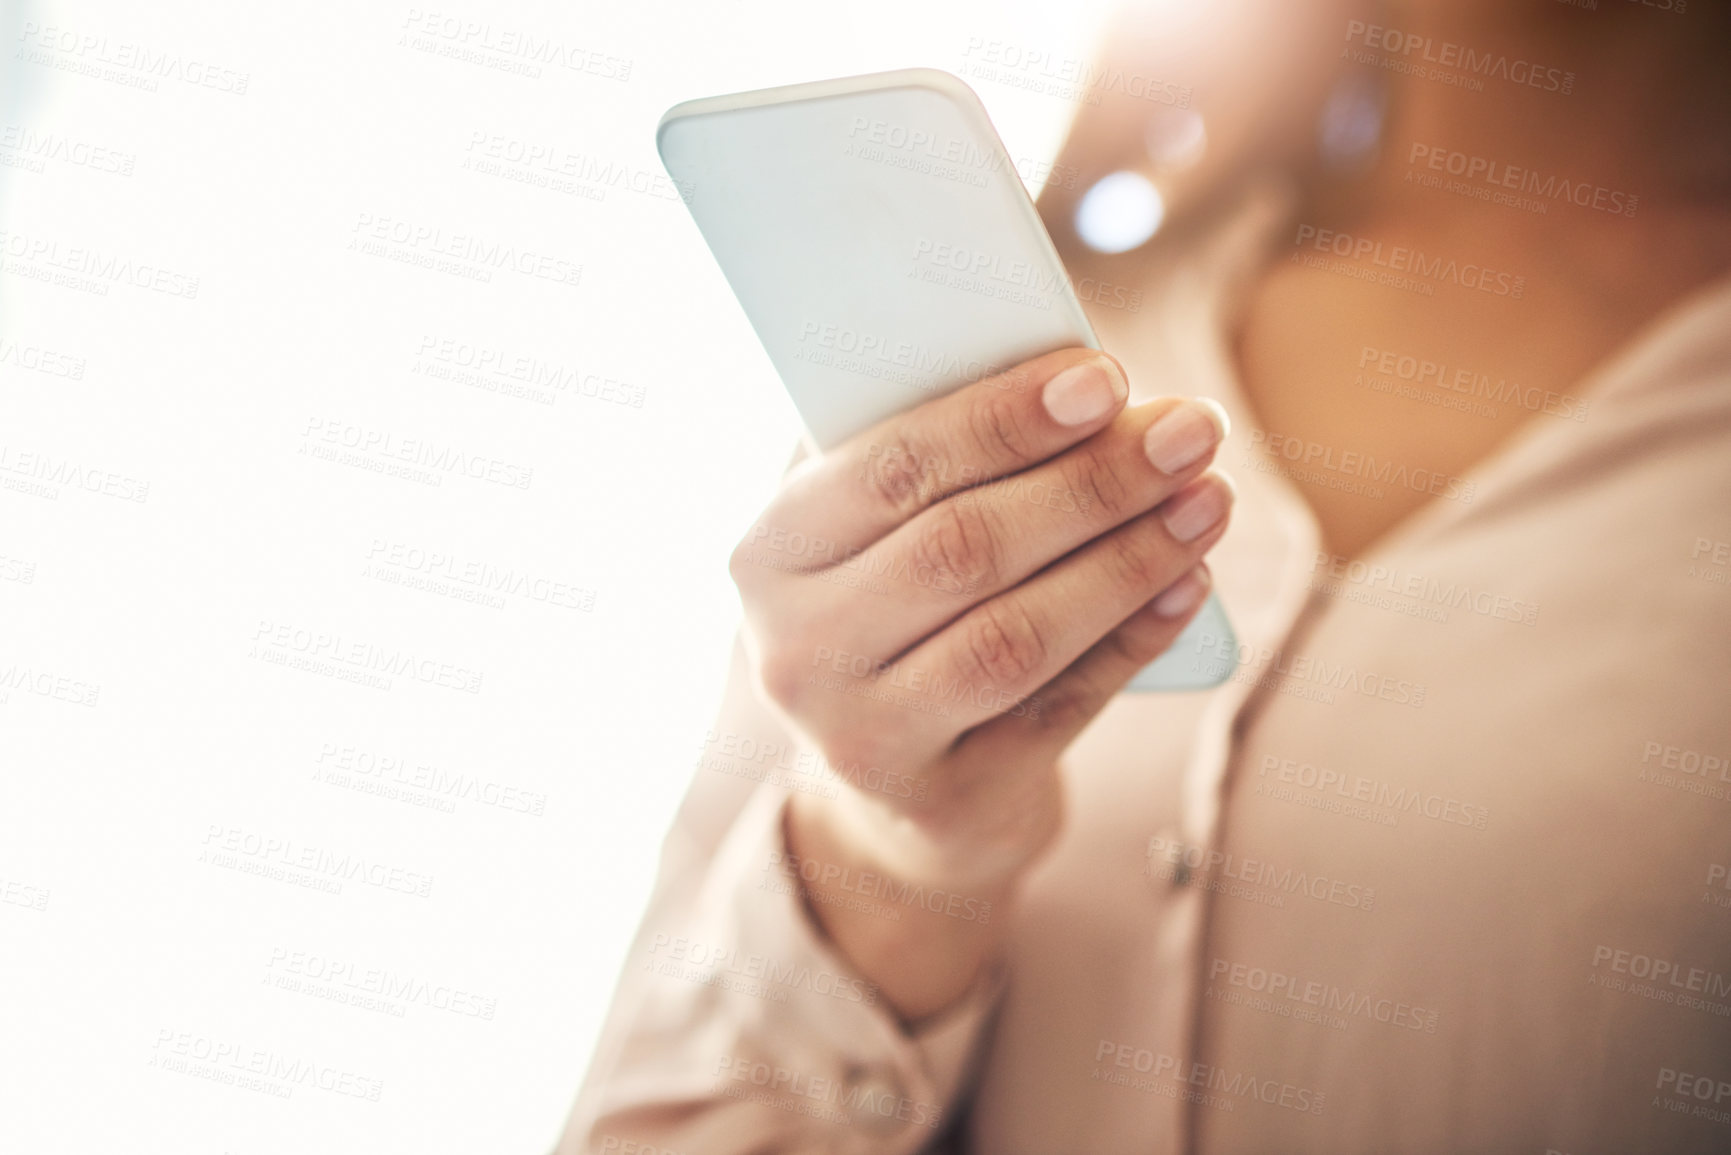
1145;106;1208;175
1316;68;1388;174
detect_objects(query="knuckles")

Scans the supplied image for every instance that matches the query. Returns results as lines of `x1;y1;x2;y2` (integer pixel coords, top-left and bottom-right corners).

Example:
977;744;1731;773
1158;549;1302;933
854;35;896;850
1101;523;1168;594
963;386;1037;465
956;600;1049;689
810;732;895;781
1103;606;1183;677
859;428;940;520
727;535;764;591
752;641;811;716
907;500;1000;594
1058;442;1136;522
748;641;902;772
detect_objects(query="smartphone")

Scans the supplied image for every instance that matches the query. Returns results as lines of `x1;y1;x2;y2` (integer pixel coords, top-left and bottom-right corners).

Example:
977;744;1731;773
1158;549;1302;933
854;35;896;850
656;67;1236;692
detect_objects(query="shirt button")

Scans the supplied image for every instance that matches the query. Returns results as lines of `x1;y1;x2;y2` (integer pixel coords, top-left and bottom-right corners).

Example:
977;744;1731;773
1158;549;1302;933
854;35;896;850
1147;826;1193;890
841;1063;912;1135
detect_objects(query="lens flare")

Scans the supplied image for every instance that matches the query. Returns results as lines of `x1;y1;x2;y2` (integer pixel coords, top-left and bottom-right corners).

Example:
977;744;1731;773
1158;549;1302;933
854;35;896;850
1074;170;1166;253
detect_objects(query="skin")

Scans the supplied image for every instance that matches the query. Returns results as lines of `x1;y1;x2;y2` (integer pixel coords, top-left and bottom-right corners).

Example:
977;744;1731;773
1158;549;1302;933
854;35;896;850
744;349;1232;1018
1235;0;1731;557
738;0;1731;1026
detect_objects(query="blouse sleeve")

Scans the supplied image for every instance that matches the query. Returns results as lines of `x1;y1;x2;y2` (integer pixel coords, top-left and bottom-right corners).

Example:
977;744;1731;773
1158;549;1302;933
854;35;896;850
550;633;1004;1155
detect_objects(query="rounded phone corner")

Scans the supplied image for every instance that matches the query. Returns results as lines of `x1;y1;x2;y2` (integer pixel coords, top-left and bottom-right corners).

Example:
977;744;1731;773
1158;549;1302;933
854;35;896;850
1120;593;1239;694
654;101;702;164
656;68;993;165
886;66;987;109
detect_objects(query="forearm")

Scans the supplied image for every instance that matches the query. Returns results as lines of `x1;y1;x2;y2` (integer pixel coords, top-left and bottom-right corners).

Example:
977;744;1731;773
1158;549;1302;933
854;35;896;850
783;786;1029;1023
556;637;1003;1155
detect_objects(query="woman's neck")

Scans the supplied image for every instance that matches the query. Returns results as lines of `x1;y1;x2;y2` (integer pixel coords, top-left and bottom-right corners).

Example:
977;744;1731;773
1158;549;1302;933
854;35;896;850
1302;0;1731;310
1364;0;1731;210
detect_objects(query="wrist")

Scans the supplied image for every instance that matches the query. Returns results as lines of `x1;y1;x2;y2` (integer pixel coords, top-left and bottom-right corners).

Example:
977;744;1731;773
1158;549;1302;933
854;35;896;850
790;773;1057;896
783;792;1019;1022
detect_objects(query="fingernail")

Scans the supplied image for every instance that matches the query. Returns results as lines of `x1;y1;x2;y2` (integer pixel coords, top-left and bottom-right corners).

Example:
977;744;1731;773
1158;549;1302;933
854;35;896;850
1151;565;1211;618
1043;358;1126;427
1161;474;1233;543
1143;398;1228;474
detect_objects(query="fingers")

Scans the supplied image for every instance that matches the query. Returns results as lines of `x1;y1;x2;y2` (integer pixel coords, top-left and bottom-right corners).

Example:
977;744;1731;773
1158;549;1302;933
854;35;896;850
951;563;1216;774
736;348;1129;576
823;394;1229;657
827;471;1233;748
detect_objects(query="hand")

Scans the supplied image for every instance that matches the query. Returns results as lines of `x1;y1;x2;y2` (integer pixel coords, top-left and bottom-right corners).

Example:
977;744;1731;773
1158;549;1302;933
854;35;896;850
730;347;1234;1016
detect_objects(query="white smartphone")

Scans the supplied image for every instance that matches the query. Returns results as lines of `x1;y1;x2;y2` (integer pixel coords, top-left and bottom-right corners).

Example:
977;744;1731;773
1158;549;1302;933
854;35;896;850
657;67;1236;692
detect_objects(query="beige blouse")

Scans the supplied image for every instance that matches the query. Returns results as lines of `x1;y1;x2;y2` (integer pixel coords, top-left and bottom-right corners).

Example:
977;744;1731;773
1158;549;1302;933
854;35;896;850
553;167;1731;1153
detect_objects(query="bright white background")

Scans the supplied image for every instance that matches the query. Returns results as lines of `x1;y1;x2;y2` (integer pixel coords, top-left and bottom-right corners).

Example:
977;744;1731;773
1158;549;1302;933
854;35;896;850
0;1;1120;1150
